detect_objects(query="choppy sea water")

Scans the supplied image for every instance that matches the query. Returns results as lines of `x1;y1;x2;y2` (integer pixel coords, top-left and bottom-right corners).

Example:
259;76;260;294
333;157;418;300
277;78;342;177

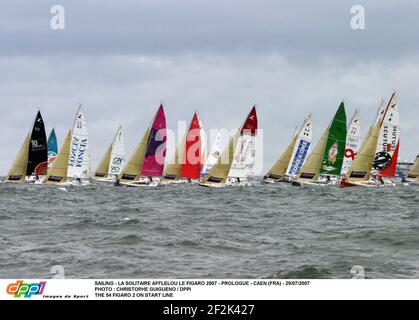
0;181;418;279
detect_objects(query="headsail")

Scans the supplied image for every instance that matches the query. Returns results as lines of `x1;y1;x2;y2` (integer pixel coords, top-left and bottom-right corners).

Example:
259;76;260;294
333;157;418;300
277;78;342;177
202;106;257;186
286;115;313;177
27;111;48;176
180;113;202;179
141;105;167;177
44;130;72;184
47;129;58;172
345;119;381;182
373;93;400;177
341;110;361;175
296;128;329;182
320;102;347;176
93;144;112;178
67;106;90;179
264;130;298;180
4;133;30;183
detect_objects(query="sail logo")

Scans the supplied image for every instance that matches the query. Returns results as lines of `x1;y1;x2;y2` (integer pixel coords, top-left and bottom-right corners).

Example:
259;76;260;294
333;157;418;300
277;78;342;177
6;280;46;298
328;143;338;164
288;140;310;176
69;137;88;168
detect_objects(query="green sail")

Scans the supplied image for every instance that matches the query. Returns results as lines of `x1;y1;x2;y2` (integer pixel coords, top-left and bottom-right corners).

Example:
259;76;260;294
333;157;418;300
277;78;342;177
320;102;347;176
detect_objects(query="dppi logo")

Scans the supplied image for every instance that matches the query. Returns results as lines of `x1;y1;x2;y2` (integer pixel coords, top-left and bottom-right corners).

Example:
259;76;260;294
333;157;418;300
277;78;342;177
6;280;46;298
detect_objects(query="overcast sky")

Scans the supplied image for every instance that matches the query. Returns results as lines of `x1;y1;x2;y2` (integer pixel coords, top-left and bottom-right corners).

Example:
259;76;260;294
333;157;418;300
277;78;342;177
1;0;418;174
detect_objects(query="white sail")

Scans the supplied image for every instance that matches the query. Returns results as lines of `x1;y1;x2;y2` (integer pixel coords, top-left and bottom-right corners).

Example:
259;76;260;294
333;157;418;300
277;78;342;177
108;126;125;176
67;106;90;179
202;131;222;175
286;115;313;177
341;110;361;175
228;133;256;178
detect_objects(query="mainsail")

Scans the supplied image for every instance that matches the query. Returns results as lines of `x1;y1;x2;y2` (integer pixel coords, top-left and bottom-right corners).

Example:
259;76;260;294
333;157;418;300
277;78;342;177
202;106;257;186
202;131;222;175
4;134;30;183
27;111;48;176
93;144;112;178
44;130;72;184
180;113;202;179
67;106;90;179
373;93;400;177
319;102;347;176
141;105;167;177
341;110;361;175
228;107;258;178
286;115;313;177
47;128;58;172
109;126;125;176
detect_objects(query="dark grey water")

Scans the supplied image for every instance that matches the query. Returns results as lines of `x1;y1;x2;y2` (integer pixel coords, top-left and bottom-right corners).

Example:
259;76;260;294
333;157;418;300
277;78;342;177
0;182;418;279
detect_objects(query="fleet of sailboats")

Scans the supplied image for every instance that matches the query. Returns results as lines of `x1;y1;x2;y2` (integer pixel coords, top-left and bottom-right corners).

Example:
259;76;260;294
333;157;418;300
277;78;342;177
2;92;416;188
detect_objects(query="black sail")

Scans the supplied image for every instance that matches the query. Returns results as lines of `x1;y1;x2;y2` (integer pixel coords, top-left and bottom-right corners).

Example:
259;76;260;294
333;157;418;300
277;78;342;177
26;111;48;176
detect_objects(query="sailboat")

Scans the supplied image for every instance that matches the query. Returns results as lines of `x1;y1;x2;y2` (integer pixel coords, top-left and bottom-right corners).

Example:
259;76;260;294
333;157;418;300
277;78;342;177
200;106;257;187
117;104;167;187
340;94;399;187
372;92;400;183
93;126;125;183
294;102;347;186
201;131;222;176
406;155;419;184
43;105;90;186
47;128;58;172
161;113;202;184
341;110;361;175
4;111;48;184
264;115;312;183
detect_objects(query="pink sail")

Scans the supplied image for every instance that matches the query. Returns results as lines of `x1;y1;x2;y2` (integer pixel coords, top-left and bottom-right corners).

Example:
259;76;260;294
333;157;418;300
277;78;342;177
141;104;167;177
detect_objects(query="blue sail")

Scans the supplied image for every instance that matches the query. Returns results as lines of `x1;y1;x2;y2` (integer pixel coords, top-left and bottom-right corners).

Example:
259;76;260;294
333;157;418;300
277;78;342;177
47;128;58;170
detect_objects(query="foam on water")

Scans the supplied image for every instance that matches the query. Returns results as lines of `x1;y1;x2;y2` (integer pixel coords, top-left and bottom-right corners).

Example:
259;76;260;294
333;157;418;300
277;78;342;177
0;181;418;278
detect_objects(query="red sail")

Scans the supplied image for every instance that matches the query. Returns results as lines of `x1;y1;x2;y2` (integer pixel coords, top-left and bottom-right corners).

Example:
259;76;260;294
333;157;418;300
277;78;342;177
241;106;258;135
180;113;202;179
379;140;400;177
